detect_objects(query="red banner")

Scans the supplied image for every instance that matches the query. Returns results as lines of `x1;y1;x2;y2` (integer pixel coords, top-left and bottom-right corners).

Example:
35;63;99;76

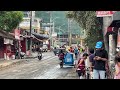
96;11;114;17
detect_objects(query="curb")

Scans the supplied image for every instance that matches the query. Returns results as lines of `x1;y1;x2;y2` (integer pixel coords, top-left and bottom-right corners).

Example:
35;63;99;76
0;59;29;71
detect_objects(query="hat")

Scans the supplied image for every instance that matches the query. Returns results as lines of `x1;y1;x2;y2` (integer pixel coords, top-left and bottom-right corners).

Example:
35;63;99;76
95;41;103;49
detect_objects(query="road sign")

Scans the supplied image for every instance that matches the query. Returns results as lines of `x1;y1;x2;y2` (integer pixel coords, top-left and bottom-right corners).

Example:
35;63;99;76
96;11;114;17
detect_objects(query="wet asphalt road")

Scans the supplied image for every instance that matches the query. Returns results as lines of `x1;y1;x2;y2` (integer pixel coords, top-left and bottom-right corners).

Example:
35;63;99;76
0;52;78;79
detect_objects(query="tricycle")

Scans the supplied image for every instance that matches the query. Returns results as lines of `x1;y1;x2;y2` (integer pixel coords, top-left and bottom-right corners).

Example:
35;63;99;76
60;52;75;68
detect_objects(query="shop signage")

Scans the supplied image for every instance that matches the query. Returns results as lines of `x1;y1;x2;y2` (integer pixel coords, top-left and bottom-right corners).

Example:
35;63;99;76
4;38;13;45
96;11;114;17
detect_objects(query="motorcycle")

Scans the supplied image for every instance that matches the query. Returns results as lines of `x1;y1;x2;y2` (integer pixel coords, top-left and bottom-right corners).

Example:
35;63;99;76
38;52;42;60
20;52;25;59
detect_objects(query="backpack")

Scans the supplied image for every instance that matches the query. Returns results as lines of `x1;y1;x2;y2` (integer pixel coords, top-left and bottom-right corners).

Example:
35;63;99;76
59;53;64;60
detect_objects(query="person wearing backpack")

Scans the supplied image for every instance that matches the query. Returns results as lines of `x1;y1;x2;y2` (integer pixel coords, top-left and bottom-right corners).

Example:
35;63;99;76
76;53;89;79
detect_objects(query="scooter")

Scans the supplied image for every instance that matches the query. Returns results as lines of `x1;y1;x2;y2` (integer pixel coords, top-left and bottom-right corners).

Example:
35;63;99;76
20;52;25;59
38;52;42;60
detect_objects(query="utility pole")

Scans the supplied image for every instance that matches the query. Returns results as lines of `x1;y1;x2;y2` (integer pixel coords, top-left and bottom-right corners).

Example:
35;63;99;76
68;18;70;46
59;27;61;46
103;16;114;79
17;26;20;59
29;11;32;55
49;11;52;49
52;22;54;47
69;19;72;46
68;18;72;46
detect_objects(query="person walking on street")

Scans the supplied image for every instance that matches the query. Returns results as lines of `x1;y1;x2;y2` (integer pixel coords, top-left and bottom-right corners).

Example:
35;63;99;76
36;46;42;60
89;48;95;79
93;41;108;79
114;52;120;79
76;53;89;79
74;46;79;60
58;50;65;67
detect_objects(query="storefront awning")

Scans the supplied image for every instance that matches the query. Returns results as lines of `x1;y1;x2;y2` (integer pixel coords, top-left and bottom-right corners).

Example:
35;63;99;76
105;12;120;35
26;30;49;39
0;30;15;40
109;12;120;27
109;20;120;27
32;32;49;39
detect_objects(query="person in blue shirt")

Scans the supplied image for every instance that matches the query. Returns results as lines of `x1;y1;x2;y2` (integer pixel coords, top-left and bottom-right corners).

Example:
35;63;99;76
74;47;79;59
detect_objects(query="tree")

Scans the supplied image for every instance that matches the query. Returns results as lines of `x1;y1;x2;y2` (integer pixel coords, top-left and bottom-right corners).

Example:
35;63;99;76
66;11;96;32
0;11;23;32
66;11;103;48
84;18;103;48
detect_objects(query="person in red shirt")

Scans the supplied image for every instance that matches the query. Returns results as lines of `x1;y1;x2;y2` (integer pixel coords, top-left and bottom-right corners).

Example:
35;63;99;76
76;53;89;79
69;47;74;53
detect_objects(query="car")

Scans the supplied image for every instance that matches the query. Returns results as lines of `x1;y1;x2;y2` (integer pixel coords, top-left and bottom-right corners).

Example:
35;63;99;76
42;44;48;52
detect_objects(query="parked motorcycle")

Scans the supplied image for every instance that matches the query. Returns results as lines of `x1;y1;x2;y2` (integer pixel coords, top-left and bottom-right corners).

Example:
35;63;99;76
20;52;25;59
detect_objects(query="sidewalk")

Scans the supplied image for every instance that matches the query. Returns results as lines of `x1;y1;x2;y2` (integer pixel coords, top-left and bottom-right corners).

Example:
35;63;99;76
0;52;38;70
24;52;38;59
0;51;51;71
64;67;79;79
0;59;29;71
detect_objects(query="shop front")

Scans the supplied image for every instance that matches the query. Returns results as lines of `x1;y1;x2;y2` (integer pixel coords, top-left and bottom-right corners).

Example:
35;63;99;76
108;11;120;52
0;30;16;60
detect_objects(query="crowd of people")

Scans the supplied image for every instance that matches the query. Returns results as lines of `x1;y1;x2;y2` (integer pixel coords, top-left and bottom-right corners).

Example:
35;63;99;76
57;41;120;79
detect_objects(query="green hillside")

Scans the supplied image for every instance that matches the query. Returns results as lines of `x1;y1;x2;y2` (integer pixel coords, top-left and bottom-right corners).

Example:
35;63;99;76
35;11;82;35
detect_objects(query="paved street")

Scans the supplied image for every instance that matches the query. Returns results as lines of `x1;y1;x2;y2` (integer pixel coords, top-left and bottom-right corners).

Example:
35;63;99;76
0;52;78;79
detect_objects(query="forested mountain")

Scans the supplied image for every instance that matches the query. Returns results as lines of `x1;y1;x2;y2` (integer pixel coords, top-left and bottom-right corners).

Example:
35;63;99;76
35;11;82;35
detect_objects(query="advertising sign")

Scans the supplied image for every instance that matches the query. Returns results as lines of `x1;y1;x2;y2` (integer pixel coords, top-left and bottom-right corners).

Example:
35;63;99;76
96;11;114;17
4;38;13;45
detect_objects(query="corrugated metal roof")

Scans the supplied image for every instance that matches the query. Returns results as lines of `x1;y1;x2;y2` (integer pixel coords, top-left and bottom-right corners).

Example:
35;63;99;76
0;30;15;40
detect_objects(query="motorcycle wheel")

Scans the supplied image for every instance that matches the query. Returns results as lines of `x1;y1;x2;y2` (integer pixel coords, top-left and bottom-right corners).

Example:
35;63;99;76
60;62;63;68
38;56;42;60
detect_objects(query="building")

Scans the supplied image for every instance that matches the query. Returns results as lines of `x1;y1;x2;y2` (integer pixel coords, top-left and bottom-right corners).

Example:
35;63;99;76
0;30;16;60
57;33;80;46
19;11;49;55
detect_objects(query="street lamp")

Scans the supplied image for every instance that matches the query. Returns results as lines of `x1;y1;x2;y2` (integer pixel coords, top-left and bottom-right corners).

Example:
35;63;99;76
48;11;60;48
68;18;73;46
51;17;59;33
49;17;60;47
55;24;66;46
58;24;66;40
